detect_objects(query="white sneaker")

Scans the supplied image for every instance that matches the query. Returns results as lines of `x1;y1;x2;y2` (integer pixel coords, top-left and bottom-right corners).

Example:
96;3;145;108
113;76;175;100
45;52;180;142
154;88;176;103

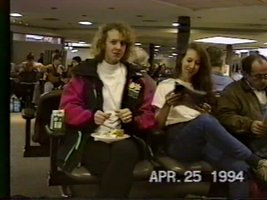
255;159;267;181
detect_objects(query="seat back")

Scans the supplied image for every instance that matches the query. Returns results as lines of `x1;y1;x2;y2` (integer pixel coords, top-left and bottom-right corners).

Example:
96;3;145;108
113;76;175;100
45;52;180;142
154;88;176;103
33;90;62;145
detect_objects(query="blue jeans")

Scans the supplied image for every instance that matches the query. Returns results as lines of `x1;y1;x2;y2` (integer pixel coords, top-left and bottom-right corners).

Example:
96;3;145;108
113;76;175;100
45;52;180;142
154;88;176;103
166;114;252;199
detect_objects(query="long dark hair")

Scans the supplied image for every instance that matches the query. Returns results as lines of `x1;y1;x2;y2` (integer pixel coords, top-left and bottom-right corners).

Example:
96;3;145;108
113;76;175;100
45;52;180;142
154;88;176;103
175;43;214;103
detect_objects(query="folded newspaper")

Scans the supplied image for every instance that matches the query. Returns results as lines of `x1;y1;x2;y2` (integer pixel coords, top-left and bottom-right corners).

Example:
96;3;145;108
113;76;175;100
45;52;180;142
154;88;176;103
174;80;207;96
174;81;207;107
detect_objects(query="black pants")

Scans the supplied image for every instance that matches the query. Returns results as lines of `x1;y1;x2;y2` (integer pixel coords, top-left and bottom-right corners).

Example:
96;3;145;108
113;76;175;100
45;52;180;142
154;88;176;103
82;138;139;198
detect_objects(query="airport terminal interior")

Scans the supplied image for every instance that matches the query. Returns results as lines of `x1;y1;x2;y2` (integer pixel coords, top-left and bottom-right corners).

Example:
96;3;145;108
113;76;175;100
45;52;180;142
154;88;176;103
9;0;267;198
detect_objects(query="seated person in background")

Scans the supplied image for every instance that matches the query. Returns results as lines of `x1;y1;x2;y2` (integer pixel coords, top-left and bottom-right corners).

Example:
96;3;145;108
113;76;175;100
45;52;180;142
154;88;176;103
16;53;42;79
65;56;82;79
18;60;40;83
127;46;156;88
128;46;150;72
42;54;66;93
37;52;44;64
58;22;157;198
17;55;41;107
216;54;267;158
152;42;267;199
206;46;233;95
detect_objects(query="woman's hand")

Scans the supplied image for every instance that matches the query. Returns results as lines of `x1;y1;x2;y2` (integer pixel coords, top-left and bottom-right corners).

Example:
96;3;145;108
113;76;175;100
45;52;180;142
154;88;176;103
116;108;133;123
94;110;111;125
165;91;183;107
194;103;212;113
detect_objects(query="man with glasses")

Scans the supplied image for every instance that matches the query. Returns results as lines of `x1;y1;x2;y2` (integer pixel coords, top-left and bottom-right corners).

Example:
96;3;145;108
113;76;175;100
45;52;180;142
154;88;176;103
216;54;267;158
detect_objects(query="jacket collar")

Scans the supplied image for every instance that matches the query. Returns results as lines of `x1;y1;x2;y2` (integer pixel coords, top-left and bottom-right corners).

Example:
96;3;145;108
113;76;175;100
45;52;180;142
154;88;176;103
72;59;143;79
240;77;267;93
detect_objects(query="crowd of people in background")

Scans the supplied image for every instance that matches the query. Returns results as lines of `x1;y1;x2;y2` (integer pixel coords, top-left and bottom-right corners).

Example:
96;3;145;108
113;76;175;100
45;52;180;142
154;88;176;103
10;44;246;110
10;51;82;109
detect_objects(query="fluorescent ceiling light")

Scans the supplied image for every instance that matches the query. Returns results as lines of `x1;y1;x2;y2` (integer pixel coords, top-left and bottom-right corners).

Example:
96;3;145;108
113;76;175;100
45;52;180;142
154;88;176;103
258;48;267;57
172;22;179;27
78;21;93;25
171;47;176;50
155;45;160;48
264;43;267;45
172;53;178;56
195;36;256;45
64;46;73;50
26;34;43;40
135;42;142;46
71;49;78;53
69;42;91;47
235;50;249;54
10;13;23;17
78;41;86;44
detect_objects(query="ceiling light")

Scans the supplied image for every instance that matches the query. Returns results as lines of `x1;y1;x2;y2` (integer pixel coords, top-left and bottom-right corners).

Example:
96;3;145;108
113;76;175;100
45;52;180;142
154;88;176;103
171;47;176;50
71;49;78;53
10;13;23;17
264;43;267;45
172;53;178;56
70;42;91;47
172;22;180;27
78;21;93;25
26;34;43;40
78;41;86;44
258;48;267;57
135;42;142;46
155;45;160;48
235;50;249;54
64;46;73;50
195;36;256;45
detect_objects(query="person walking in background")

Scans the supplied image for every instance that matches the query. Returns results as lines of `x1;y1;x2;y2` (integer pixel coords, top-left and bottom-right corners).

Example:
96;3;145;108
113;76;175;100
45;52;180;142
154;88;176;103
216;54;267;158
58;22;157;198
206;46;233;95
152;42;267;199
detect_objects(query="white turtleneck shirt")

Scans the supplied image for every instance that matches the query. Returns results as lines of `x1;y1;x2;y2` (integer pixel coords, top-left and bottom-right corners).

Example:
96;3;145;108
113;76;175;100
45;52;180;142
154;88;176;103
96;60;127;132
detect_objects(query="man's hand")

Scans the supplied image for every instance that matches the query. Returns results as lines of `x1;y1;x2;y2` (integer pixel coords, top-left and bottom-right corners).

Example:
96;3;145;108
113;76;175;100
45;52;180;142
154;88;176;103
116;108;133;123
251;120;267;136
94;110;111;125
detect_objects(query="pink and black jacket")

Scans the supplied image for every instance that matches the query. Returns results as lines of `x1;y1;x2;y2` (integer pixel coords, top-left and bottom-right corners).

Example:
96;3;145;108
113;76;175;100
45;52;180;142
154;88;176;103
57;59;157;172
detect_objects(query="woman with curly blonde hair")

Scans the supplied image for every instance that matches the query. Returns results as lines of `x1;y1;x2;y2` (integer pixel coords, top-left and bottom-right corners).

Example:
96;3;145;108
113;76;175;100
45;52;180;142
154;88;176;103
58;22;157;198
92;22;135;63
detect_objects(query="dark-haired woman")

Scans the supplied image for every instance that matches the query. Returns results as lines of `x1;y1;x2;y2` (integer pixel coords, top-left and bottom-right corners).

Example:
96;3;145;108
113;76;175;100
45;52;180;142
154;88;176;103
152;43;267;199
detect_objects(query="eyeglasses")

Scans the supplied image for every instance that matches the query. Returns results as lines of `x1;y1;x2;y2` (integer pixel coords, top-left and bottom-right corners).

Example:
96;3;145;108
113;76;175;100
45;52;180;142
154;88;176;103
250;74;267;80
